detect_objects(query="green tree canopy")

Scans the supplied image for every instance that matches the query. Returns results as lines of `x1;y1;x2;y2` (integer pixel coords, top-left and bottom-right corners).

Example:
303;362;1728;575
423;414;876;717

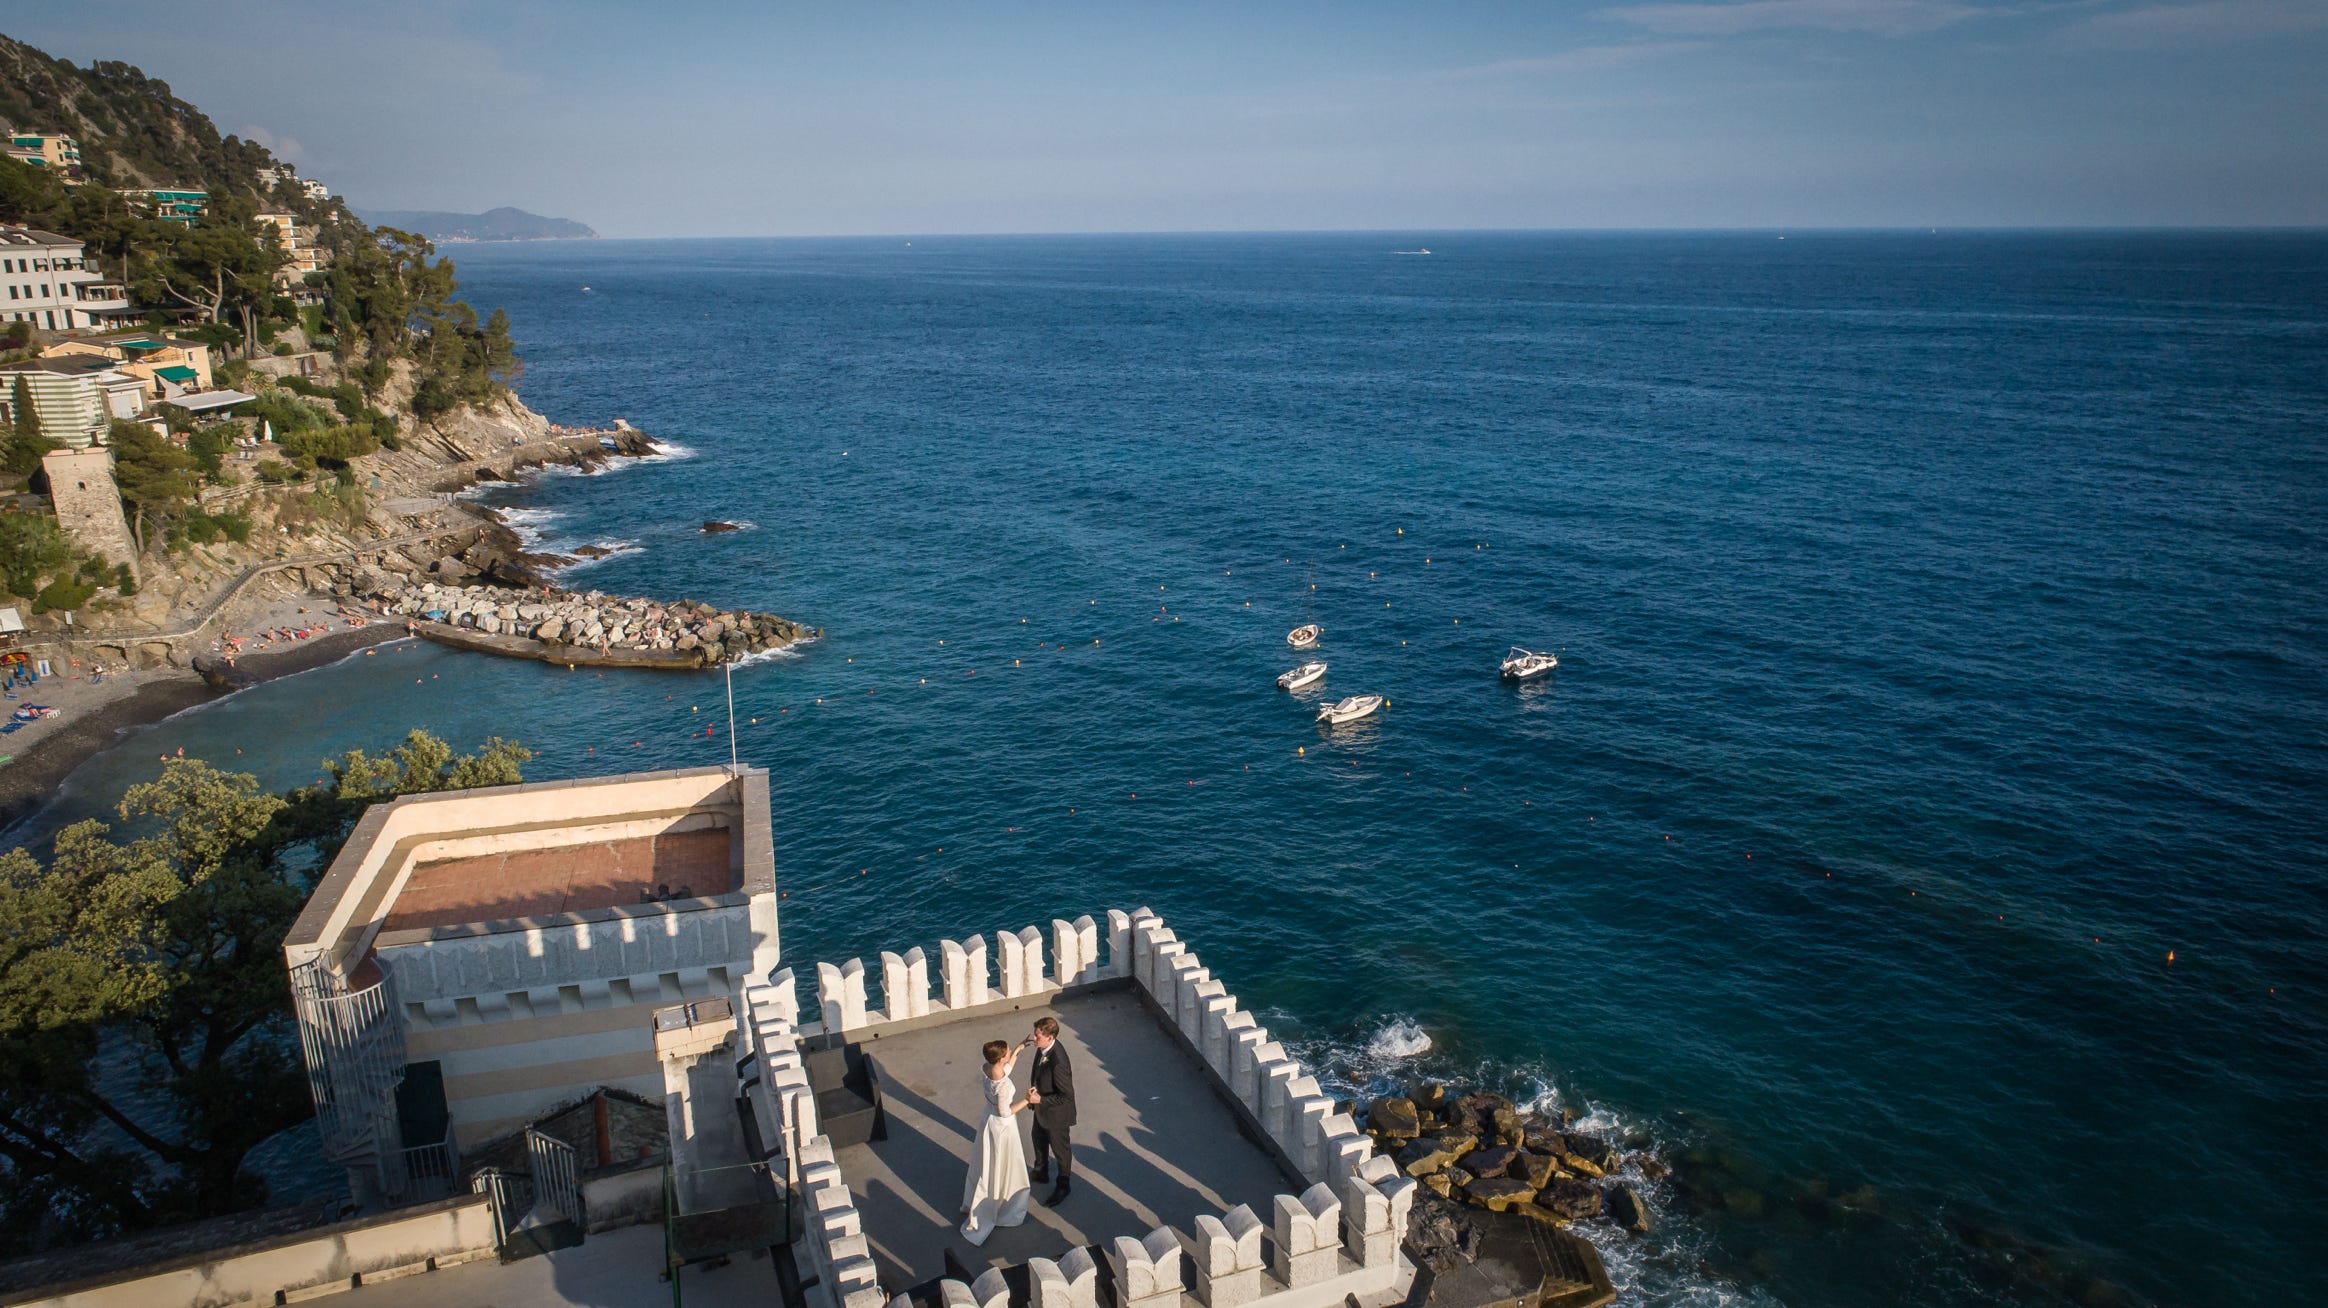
106;420;198;554
0;513;79;600
0;731;530;1248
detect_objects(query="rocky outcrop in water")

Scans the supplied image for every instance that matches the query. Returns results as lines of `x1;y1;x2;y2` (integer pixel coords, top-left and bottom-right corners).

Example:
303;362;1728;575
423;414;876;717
1368;1085;1659;1238
371;582;814;668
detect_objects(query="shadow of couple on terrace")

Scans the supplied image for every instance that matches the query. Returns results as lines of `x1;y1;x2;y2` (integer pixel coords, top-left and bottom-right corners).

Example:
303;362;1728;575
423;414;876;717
845;990;1296;1289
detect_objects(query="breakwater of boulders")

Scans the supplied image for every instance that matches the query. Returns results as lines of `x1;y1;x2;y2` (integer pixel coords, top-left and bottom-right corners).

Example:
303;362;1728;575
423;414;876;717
373;581;816;669
1366;1084;1657;1239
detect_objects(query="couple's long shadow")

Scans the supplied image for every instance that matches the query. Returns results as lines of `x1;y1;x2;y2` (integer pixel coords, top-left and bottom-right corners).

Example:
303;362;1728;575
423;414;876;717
849;992;1295;1290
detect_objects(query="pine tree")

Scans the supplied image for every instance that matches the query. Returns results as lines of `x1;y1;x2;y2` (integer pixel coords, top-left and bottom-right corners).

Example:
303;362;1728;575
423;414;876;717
3;375;56;477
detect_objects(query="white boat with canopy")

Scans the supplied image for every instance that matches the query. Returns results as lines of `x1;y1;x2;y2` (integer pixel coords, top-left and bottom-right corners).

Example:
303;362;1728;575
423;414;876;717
1500;647;1558;680
1277;661;1327;691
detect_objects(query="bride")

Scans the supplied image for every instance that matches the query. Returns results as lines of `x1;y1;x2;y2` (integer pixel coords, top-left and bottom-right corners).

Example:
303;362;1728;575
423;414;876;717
960;1038;1033;1244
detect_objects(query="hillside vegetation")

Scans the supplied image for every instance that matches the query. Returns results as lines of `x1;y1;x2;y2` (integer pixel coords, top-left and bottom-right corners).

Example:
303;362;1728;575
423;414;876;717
0;30;526;628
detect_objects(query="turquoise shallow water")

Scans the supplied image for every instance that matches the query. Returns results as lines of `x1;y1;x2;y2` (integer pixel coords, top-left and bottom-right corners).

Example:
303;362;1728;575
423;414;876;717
29;233;2328;1307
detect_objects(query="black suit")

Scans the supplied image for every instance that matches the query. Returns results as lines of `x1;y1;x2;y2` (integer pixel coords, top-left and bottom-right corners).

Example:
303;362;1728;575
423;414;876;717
1028;1040;1075;1181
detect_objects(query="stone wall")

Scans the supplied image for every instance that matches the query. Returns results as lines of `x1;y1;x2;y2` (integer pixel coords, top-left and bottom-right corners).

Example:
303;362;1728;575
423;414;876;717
40;446;136;577
0;1193;496;1308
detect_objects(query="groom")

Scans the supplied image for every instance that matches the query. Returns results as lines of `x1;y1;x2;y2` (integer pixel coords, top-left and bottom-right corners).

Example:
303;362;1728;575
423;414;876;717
1023;1016;1075;1206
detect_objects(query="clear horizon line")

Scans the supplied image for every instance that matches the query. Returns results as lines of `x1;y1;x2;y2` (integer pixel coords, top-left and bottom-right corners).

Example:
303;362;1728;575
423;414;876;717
465;223;2328;244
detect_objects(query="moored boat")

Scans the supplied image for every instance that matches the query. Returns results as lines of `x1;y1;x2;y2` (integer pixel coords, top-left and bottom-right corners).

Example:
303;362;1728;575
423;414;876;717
1316;694;1383;725
1500;646;1558;680
1287;624;1322;649
1277;660;1327;691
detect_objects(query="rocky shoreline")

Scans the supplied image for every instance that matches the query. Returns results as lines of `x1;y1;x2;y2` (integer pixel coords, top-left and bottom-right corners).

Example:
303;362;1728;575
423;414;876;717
1372;1083;1650;1308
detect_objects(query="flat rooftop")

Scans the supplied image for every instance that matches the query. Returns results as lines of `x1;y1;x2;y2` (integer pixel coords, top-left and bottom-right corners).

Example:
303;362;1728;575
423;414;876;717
285;768;774;979
839;988;1297;1289
382;828;735;931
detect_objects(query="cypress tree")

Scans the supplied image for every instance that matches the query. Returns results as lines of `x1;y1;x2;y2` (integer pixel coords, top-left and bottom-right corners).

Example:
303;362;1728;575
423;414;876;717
4;376;56;477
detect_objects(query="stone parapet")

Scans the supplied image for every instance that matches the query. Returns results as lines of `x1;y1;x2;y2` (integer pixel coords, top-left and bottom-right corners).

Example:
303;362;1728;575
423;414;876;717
807;908;1411;1308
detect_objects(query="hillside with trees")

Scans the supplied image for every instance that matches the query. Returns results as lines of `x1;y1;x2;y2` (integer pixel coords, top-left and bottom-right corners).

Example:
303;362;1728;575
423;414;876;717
0;30;529;631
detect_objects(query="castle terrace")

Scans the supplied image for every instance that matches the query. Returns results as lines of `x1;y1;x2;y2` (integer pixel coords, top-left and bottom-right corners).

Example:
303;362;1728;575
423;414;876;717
835;986;1296;1288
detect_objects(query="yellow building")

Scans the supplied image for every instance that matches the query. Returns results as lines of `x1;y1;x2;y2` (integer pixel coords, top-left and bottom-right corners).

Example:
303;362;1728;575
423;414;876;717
43;334;215;395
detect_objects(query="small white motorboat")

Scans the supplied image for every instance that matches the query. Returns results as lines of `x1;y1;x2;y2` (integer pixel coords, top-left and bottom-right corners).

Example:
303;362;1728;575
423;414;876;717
1500;647;1558;680
1278;661;1328;691
1287;624;1322;649
1316;694;1384;725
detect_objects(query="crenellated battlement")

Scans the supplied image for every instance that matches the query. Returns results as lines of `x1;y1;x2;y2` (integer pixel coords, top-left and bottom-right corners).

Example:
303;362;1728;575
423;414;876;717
774;908;1414;1308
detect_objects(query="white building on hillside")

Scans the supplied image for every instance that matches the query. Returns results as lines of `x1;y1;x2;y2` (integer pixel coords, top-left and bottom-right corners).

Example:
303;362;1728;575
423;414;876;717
0;225;134;331
0;356;143;447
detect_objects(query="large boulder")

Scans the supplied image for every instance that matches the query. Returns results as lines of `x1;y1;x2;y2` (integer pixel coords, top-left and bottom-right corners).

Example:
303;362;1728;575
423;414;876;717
1465;1145;1520;1180
1399;1136;1473;1177
191;654;257;691
1368;1097;1422;1139
1560;1152;1607;1179
1513;1151;1558;1189
1565;1136;1624;1173
1463;1178;1537;1213
1608;1184;1652;1234
1540;1179;1603;1222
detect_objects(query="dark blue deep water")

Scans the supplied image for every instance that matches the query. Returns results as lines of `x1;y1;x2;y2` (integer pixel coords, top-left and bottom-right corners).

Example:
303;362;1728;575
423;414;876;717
38;234;2328;1306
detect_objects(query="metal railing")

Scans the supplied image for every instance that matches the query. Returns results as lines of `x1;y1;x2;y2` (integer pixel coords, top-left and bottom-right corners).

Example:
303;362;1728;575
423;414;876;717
528;1128;582;1225
472;1167;534;1251
288;960;407;1169
399;1123;462;1197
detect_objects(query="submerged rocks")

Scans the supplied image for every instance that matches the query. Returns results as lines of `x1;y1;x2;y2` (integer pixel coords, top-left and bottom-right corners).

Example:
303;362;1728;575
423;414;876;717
702;520;743;533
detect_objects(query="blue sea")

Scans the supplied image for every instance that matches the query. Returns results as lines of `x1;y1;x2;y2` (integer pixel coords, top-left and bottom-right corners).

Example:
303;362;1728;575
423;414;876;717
30;233;2328;1307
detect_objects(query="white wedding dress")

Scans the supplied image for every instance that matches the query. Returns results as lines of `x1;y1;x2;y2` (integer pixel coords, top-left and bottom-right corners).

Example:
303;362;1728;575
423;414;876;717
959;1068;1031;1245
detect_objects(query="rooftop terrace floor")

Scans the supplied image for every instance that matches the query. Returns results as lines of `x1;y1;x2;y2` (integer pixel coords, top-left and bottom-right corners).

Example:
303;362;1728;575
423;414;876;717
839;988;1297;1289
383;828;734;930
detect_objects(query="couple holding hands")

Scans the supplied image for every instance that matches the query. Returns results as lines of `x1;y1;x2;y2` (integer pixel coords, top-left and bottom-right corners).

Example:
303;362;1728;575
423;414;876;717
959;1015;1076;1245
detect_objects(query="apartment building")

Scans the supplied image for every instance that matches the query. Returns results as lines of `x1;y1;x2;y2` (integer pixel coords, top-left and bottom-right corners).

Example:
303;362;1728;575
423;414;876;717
0;225;134;330
4;130;83;182
125;187;209;224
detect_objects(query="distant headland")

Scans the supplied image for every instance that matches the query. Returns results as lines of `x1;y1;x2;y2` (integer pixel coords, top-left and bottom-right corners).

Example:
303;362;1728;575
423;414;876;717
359;206;598;243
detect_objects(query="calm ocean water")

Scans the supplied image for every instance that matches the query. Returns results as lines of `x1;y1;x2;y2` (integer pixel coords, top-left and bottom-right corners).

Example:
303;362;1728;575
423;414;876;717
33;233;2328;1306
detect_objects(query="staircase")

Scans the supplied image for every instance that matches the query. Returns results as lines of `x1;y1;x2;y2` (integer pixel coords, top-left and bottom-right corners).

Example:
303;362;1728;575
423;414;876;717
289;958;414;1202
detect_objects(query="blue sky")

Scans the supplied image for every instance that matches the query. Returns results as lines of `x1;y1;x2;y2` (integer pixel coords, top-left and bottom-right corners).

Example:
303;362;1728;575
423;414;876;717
9;0;2324;235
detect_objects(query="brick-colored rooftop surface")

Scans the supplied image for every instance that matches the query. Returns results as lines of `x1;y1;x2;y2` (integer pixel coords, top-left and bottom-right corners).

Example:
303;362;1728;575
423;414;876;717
382;828;735;931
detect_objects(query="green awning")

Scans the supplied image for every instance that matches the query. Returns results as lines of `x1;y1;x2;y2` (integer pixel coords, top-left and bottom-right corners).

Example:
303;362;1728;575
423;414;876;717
115;338;166;351
154;365;198;383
